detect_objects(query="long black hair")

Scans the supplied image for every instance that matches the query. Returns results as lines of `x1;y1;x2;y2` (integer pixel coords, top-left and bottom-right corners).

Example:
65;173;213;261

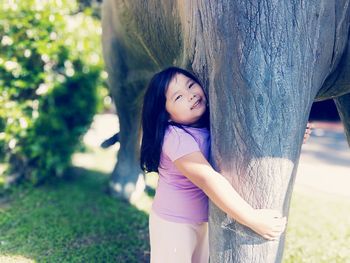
140;67;209;173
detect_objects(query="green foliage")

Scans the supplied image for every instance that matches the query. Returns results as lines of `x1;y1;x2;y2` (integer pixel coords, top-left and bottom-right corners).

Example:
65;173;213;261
0;0;106;185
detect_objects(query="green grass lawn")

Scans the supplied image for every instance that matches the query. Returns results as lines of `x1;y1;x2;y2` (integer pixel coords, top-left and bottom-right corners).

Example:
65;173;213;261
0;168;149;263
0;146;349;262
283;188;350;263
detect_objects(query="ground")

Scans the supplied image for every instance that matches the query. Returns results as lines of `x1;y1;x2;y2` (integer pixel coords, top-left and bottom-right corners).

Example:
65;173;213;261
0;114;348;262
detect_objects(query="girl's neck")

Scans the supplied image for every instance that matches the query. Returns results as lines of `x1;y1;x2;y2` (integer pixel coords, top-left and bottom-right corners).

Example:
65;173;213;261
169;110;210;129
169;119;208;129
192;111;210;128
190;119;207;128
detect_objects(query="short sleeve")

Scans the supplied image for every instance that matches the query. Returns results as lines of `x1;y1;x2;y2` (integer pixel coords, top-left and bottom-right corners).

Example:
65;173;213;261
163;127;200;161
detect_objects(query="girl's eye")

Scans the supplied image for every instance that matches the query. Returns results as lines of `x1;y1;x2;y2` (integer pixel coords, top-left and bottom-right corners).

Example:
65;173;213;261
188;82;194;89
175;95;182;101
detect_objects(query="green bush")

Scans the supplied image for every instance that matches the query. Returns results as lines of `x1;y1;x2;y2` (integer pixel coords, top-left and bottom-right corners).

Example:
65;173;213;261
0;0;105;185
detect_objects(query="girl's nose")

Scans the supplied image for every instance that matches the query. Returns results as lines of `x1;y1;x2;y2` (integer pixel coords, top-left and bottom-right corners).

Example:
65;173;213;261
188;93;196;101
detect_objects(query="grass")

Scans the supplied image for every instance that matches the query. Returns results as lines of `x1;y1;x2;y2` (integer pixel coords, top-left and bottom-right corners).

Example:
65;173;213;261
283;187;350;263
0;144;349;262
0;168;149;263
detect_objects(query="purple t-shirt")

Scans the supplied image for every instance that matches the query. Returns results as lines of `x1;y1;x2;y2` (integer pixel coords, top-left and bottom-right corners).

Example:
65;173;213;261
152;125;210;223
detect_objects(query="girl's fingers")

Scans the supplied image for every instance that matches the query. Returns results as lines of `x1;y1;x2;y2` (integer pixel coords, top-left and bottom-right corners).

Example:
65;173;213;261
264;234;279;241
273;224;286;230
274;216;287;223
272;222;287;232
263;234;273;240
269;210;283;218
272;227;285;233
267;229;285;239
306;122;313;129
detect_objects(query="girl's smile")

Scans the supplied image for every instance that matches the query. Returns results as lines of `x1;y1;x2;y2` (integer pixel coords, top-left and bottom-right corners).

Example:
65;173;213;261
165;73;207;126
190;96;202;110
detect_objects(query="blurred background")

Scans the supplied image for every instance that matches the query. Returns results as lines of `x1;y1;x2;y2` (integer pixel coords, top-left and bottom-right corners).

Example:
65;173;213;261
0;1;349;262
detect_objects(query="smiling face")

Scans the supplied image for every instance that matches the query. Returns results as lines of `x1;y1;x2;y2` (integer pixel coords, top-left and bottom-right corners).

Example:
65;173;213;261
165;73;207;126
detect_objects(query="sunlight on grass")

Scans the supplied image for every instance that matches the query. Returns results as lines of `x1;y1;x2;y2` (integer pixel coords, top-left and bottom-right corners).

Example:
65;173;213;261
0;255;35;263
132;172;158;213
283;186;350;263
72;142;158;214
0;164;6;175
72;145;119;174
0;170;149;262
132;191;153;213
0;164;7;187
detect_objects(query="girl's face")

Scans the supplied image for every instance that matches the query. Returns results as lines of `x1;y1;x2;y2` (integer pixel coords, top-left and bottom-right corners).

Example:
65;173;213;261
165;73;207;126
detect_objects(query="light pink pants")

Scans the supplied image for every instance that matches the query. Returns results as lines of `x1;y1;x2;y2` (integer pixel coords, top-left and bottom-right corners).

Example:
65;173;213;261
149;210;209;263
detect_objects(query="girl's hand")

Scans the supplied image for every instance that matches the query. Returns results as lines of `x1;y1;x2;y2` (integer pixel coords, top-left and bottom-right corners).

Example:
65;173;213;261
246;209;287;240
303;122;313;144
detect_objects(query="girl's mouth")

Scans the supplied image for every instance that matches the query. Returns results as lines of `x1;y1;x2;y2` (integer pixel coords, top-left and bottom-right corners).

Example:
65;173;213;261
191;98;201;110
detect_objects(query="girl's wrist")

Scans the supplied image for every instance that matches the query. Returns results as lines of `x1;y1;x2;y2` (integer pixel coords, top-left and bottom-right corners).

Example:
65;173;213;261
238;207;256;228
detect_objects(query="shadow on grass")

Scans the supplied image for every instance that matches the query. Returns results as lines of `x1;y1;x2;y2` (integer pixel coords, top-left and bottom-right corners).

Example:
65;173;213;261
0;167;150;263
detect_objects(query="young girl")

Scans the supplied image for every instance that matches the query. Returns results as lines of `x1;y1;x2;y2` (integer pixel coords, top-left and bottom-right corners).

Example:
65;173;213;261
141;67;311;263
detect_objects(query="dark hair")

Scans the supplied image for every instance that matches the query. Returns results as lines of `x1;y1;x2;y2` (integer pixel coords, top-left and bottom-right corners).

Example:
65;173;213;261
140;67;209;173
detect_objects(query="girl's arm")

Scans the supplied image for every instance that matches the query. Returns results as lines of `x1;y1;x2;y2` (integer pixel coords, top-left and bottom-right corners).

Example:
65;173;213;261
174;152;286;240
303;122;313;143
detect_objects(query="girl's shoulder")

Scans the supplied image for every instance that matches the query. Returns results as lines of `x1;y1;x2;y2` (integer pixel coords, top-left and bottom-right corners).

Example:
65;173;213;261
164;126;209;149
165;124;185;134
163;125;204;161
165;125;208;138
164;125;185;142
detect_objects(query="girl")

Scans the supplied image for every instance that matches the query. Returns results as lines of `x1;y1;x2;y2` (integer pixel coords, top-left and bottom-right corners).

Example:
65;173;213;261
141;67;311;263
